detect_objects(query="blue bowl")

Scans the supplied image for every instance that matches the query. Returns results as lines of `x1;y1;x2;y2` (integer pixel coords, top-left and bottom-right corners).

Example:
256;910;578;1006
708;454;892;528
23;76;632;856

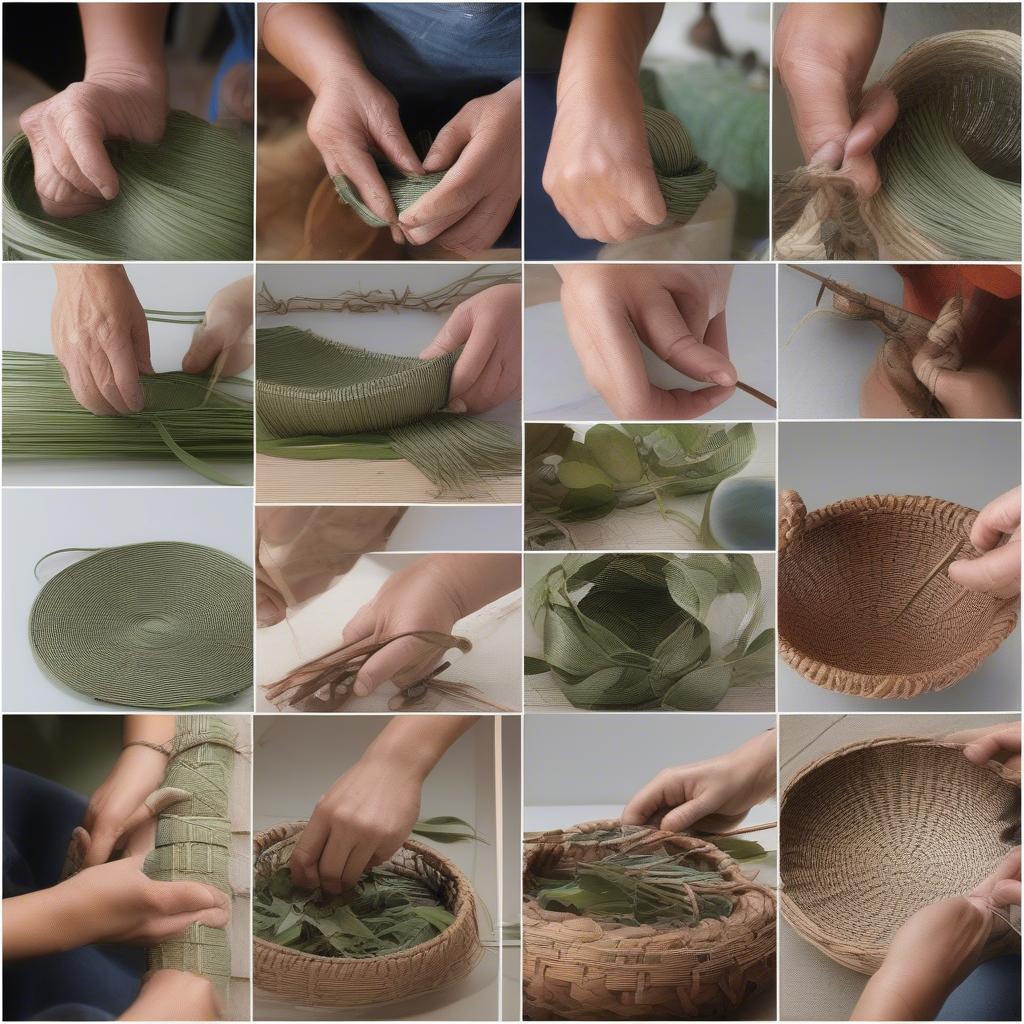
709;477;774;551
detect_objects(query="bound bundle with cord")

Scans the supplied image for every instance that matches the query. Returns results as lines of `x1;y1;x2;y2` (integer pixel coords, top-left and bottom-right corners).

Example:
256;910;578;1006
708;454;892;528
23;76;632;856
775;30;1021;261
30;541;253;707
781;736;1020;974
526;553;774;711
644;106;717;223
253;821;481;1008
3;110;253;261
144;715;237;993
255;326;520;492
778;490;1019;698
523;820;776;1020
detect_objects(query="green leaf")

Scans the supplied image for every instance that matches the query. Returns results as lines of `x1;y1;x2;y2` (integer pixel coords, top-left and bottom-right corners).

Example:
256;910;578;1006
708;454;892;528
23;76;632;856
412;816;486;844
558;460;614;491
712;837;768;862
583;424;643;483
410;905;455;932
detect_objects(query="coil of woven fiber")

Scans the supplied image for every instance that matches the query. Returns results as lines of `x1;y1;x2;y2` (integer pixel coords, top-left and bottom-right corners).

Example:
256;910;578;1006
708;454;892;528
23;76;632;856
333;165;445;229
253;821;481;1008
644;106;717;223
3;110;254;261
522;820;776;1020
780;736;1021;974
144;715;237;993
778;490;1019;699
29;541;253;707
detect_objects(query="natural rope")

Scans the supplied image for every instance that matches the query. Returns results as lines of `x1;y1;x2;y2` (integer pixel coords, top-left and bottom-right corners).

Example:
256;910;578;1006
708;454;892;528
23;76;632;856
30;542;252;707
3;111;253;261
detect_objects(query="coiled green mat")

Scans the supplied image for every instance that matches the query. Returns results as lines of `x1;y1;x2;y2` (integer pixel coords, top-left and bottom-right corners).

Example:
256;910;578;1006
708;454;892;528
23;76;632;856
527;553;774;711
30;542;253;707
644;106;717;222
3;110;253;261
144;715;237;994
256;326;520;492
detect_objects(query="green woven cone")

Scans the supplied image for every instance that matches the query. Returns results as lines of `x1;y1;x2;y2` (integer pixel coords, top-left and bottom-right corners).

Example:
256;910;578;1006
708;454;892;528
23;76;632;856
3;110;253;261
644;107;717;222
30;542;252;707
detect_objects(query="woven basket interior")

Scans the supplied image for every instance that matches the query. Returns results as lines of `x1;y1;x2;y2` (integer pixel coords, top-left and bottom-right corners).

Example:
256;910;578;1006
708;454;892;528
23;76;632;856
782;741;1020;952
779;505;1005;674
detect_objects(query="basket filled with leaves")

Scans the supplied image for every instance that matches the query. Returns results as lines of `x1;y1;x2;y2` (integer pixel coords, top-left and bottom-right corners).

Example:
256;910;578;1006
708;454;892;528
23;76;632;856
253;820;481;1008
523;821;776;1020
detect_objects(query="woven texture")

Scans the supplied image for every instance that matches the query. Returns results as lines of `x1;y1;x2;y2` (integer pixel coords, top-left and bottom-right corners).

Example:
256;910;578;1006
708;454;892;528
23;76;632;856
778;490;1018;698
780;736;1021;974
253;821;480;1008
522;820;776;1020
644;107;717;223
144;715;237;992
3;111;253;261
30;541;252;707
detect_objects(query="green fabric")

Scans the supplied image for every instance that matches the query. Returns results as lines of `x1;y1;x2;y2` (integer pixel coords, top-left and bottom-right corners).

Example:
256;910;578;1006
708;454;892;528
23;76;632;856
144;715;236;993
2;350;253;486
30;542;252;708
643;106;717;222
3;110;253;261
528;553;773;711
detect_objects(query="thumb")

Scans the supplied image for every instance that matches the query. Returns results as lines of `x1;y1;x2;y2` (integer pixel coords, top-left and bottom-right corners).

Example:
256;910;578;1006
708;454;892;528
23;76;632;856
843;83;898;162
660;793;717;833
422;115;471;173
948;540;1021;599
149;879;231;935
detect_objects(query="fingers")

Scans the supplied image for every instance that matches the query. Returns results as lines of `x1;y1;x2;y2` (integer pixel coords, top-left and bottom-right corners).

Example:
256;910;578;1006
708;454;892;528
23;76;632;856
107;345;145;413
256;580;288;628
338;839;377;894
660;793;718;833
183;322;254;377
147;880;231;938
64;362;118;416
369;119;424;179
960;725;1022;767
970;488;1022;551
990;878;1022;908
289;813;331;890
844;83;898;161
84;821;120;868
948;539;1021;599
316;829;357;896
335;147;400;232
422;113;472;174
433;190;519;257
399;142;488;242
621;774;671;826
59;106;119;201
353;635;437;696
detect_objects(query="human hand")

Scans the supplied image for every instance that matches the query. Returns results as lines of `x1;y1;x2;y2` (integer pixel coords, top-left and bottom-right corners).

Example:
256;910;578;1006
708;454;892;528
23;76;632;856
51;263;153;415
307;69;423;245
947;487;1021;598
923;367;1019;419
120;969;222;1021
557;264;737;419
20;64;167;218
775;3;897;196
418;284;521;413
399;79;521;254
543;67;665;242
622;730;776;833
945;721;1021;775
182;275;254;377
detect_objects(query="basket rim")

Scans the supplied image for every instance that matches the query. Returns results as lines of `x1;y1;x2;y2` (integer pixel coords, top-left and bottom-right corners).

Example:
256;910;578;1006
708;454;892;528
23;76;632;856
252;819;477;966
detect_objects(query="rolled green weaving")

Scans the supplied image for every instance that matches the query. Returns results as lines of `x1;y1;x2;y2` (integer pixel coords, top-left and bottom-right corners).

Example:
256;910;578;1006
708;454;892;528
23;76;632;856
333;165;444;228
30;542;252;708
3;110;253;261
644;106;717;222
527;553;773;711
145;715;236;993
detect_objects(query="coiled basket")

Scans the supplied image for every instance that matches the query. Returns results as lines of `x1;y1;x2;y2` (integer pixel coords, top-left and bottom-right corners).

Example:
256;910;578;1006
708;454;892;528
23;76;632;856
253;821;480;1008
780;736;1021;974
522;820;776;1020
778;490;1018;699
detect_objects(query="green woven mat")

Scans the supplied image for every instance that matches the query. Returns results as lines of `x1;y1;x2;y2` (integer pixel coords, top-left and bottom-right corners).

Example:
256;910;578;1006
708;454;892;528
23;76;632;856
30;542;252;708
144;714;237;993
3;110;253;261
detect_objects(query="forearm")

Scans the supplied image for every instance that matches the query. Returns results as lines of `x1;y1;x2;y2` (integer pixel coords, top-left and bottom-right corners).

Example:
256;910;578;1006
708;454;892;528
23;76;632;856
368;715;478;780
123;714;177;747
4;888;81;959
259;2;366;95
423;553;521;619
80;3;168;78
558;3;663;94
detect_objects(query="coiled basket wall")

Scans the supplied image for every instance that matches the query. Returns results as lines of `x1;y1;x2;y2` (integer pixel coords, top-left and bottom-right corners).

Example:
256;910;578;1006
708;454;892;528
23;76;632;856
522;820;776;1020
253;821;480;1008
780;736;1021;974
778;490;1019;699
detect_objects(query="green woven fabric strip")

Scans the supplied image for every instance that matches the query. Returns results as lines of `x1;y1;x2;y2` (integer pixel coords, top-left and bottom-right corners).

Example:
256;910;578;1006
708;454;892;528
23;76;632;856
29;541;252;708
145;715;236;993
333;166;445;228
644;106;717;222
529;553;774;711
3;110;253;261
3;351;253;485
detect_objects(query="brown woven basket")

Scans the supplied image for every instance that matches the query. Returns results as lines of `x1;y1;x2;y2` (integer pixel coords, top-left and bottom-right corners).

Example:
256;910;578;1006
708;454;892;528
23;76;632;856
778;490;1019;699
252;821;481;1008
522;820;776;1020
781;736;1021;974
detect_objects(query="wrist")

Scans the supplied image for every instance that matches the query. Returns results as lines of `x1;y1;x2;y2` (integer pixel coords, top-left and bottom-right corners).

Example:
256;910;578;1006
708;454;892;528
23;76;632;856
54;263;128;287
84;56;166;94
365;729;434;783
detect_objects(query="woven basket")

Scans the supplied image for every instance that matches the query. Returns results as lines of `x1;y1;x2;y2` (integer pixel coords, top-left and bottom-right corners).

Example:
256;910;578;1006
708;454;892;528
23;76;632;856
780;736;1021;974
778;490;1019;699
252;821;481;1008
522;820;776;1020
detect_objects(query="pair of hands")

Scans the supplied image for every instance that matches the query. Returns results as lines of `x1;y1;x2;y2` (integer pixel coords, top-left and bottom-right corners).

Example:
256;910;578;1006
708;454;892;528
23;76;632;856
310;70;520;254
51;265;253;415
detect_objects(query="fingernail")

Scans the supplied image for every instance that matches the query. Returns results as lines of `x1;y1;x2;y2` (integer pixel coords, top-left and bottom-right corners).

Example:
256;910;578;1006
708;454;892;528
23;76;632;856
99;184;117;201
809;140;844;170
353;680;369;697
128;391;144;413
710;371;736;387
447;398;467;414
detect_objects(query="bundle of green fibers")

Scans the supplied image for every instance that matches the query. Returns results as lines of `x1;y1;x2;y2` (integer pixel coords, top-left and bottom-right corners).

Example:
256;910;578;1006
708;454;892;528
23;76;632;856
3;110;253;260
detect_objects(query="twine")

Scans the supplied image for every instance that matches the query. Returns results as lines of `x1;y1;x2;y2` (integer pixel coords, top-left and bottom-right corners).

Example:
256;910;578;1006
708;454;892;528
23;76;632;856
780;736;1021;975
253;822;481;1008
3;111;253;261
30;542;253;708
778;490;1019;699
522;819;776;1020
775;31;1021;260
